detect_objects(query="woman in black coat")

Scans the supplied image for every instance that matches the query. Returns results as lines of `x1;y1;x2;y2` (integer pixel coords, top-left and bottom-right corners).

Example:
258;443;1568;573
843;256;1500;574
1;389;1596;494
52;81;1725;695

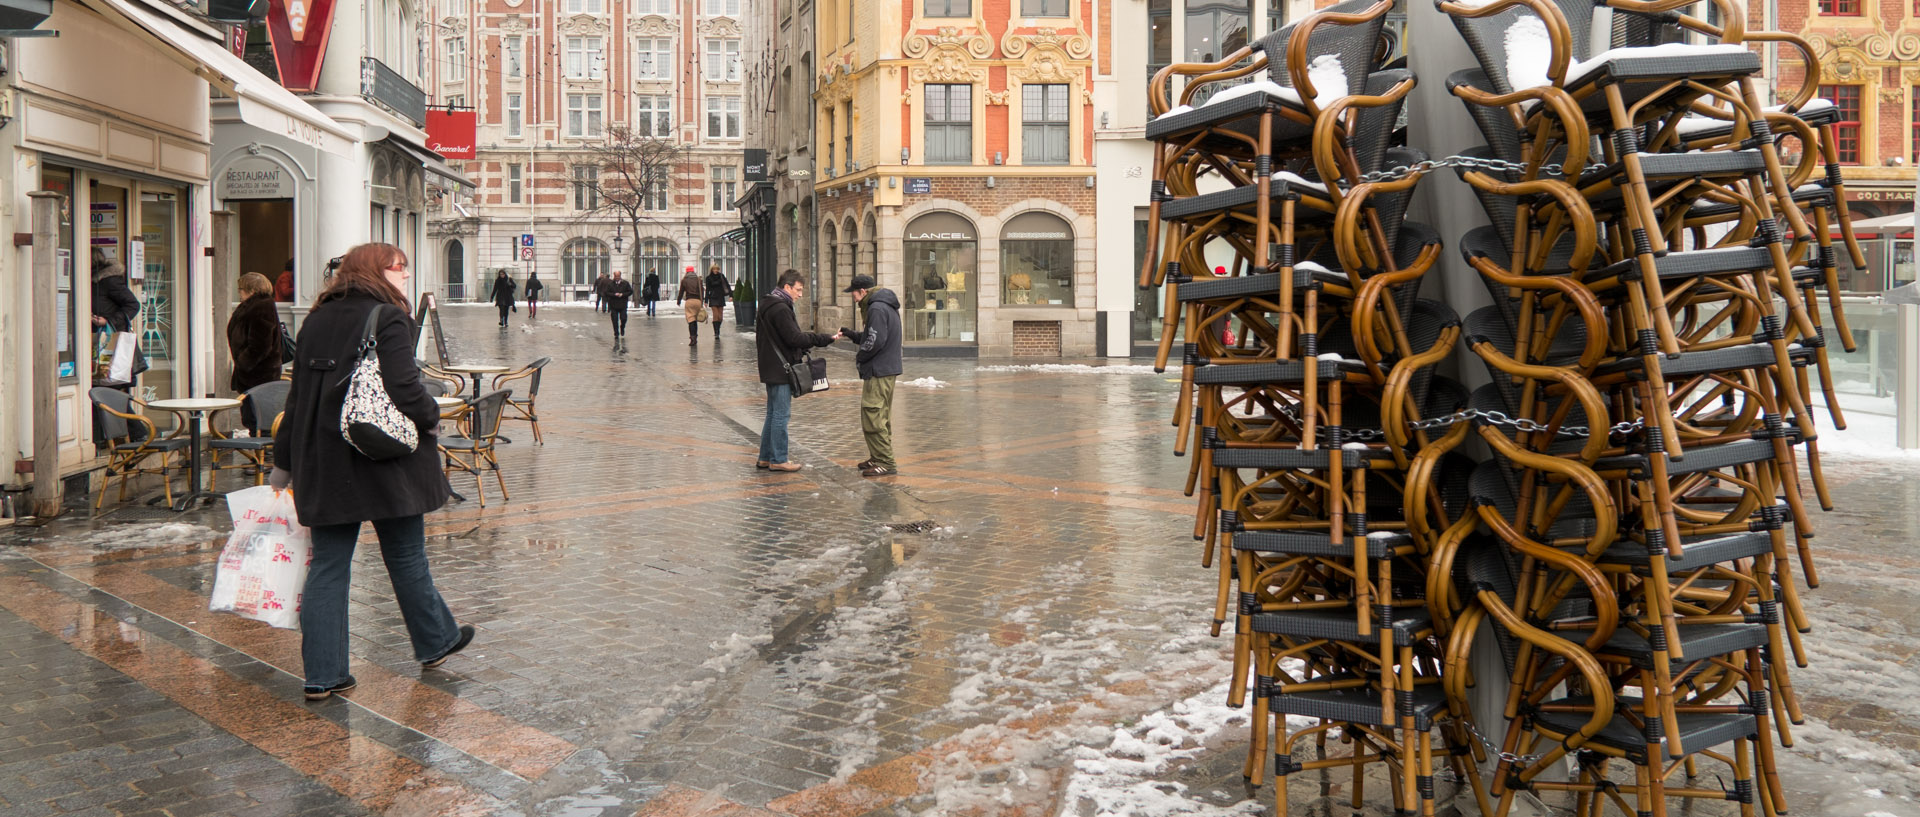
489;269;517;327
91;259;141;333
226;272;283;396
703;266;729;339
270;243;472;700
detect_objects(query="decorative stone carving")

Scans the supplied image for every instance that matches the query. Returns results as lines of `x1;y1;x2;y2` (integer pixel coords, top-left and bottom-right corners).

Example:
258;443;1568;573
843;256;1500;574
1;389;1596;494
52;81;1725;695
908;48;988;85
1001;27;1091;61
1878;86;1905;103
701;16;741;36
441;16;467;34
903;26;993;60
1009;51;1078;84
628;14;676;35
983;90;1010;106
500;15;527;32
558;13;610;34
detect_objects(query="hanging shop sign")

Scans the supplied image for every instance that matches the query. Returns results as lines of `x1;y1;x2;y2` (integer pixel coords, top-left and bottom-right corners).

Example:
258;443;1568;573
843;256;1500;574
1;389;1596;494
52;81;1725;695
264;0;337;93
425;109;477;159
743;148;769;181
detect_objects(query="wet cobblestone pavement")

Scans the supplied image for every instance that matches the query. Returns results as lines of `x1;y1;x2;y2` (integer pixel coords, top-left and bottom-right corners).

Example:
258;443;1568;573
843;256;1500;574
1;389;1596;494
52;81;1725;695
3;303;1918;816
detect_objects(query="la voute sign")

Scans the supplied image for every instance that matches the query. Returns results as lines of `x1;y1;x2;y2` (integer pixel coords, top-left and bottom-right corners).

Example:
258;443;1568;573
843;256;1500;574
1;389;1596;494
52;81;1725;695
266;0;338;93
425;110;477;159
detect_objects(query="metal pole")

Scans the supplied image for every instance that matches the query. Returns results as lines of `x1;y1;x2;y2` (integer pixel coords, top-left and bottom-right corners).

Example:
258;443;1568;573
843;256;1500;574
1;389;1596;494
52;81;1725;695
28;191;64;518
1900;162;1920;449
211;210;237;399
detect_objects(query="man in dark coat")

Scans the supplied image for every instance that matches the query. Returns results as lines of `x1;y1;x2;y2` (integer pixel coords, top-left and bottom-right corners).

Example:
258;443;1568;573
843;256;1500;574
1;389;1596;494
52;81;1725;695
489;269;517;327
642;270;662;317
592;272;611;312
840;275;903;477
754;269;839;472
703;266;729;339
605;271;635;339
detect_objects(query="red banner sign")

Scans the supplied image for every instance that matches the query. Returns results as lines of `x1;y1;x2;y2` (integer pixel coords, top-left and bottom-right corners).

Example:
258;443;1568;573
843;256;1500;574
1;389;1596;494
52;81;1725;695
265;0;337;93
227;25;246;58
425;110;477;159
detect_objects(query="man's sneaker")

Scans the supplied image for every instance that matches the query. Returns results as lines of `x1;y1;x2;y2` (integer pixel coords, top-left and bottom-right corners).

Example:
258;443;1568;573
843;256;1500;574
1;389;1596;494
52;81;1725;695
854;459;873;470
303;676;357;701
422;624;476;669
860;464;897;478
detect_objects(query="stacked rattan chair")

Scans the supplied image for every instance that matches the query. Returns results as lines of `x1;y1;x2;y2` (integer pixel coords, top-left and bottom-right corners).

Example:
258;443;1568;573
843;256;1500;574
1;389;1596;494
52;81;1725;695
1139;0;1842;814
1424;0;1836;813
1144;2;1499;813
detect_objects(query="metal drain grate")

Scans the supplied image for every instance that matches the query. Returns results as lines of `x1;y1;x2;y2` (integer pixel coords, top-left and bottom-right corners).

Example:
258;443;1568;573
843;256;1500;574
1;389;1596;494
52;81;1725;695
884;520;940;533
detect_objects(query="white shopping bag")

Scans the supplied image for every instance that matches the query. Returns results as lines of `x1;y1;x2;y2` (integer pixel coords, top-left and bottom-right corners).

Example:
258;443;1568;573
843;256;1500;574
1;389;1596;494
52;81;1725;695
209;485;311;630
106;332;139;382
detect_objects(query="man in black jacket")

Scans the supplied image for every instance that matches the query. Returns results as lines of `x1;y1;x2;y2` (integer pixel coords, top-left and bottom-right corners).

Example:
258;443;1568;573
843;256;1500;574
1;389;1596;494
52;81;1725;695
605;271;635;339
840;275;902;477
755;270;840;472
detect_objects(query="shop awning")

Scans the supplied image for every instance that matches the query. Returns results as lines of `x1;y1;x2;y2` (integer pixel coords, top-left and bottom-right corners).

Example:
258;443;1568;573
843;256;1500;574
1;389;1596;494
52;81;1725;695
85;0;356;157
384;136;477;189
1845;211;1918;237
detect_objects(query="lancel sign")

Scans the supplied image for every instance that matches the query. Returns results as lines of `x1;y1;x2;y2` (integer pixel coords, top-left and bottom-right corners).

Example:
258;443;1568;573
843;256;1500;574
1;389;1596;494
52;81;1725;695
219;158;296;200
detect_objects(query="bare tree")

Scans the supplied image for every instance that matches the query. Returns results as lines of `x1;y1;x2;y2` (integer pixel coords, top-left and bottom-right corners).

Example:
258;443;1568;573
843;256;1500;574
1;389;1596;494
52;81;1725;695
570;126;681;269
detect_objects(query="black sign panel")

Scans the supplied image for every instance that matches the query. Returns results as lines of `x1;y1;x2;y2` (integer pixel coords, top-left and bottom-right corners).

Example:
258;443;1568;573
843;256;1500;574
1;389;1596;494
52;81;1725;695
743;149;769;182
361;57;426;127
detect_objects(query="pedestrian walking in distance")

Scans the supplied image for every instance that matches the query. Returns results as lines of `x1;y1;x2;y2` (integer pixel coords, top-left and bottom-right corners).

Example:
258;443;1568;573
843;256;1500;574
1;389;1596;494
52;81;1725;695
489;269;517;327
756;269;840;472
524;272;544;318
270;242;473;702
677;265;706;346
605;270;635;339
592;271;611;313
227;272;283;396
642;269;662;317
841;274;902;477
704;265;729;339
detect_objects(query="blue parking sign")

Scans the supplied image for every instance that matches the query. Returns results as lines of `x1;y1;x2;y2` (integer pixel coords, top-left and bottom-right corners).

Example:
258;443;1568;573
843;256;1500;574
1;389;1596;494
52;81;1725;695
520;234;535;247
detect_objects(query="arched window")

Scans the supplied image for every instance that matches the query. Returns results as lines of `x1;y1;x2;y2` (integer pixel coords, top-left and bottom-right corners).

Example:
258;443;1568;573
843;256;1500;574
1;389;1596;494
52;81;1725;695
445;240;465;300
1001;212;1074;306
637;238;678;283
700;238;745;288
560;238;610;289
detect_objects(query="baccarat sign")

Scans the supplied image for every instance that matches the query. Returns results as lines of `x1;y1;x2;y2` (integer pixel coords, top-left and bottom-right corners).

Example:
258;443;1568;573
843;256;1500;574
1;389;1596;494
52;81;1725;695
265;0;337;93
425;110;477;159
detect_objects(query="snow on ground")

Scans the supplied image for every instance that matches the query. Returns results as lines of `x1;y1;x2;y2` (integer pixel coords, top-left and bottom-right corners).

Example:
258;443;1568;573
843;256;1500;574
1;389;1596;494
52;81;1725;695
977;364;1160;375
1810;396;1920;460
79;522;221;550
903;377;950;388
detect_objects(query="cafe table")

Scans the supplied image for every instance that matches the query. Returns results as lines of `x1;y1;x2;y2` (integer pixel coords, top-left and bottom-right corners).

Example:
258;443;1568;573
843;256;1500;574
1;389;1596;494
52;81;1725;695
144;397;243;511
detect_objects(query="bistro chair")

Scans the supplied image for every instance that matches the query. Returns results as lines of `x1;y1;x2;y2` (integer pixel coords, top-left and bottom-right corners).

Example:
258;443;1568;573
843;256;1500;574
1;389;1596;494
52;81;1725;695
88;387;190;510
210;380;291;486
491;356;550;444
440;389;511;508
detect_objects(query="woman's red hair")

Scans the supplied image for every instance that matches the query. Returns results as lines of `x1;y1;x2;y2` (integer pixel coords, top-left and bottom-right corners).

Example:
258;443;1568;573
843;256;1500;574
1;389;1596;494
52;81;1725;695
316;243;410;311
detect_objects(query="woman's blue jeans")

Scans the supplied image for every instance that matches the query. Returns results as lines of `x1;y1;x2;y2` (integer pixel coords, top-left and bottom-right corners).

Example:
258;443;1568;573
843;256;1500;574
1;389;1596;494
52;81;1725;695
300;514;460;688
759;383;793;463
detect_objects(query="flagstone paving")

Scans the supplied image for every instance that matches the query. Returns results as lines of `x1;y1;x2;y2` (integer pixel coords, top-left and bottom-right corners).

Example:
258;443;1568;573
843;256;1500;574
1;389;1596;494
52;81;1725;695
1;302;1916;816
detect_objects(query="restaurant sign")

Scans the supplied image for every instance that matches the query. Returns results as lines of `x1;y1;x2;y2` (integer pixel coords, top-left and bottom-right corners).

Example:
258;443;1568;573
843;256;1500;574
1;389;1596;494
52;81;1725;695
218;157;297;200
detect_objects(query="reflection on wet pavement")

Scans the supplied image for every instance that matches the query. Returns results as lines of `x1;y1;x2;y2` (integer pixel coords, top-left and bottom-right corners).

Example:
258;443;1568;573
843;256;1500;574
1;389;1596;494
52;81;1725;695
0;303;1915;816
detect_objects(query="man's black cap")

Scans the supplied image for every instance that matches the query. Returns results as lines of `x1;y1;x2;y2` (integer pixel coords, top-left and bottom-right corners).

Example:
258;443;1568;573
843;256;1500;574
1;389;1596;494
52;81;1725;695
843;274;876;293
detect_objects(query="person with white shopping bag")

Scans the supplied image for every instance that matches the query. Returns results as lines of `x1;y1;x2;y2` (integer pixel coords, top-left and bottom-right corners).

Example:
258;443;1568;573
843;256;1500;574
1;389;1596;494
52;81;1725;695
270;243;473;701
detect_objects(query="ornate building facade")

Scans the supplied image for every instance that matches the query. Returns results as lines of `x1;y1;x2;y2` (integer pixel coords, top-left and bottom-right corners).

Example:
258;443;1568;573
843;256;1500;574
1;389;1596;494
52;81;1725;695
1776;0;1920;287
816;1;1103;355
425;0;752;302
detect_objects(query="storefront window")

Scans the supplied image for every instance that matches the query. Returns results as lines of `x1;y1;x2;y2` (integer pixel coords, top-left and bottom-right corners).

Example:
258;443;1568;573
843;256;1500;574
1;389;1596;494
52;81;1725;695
903;212;977;342
137;190;182;402
446;240;466;300
42;167;78;380
1000;212;1073;306
1131;211;1164;345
